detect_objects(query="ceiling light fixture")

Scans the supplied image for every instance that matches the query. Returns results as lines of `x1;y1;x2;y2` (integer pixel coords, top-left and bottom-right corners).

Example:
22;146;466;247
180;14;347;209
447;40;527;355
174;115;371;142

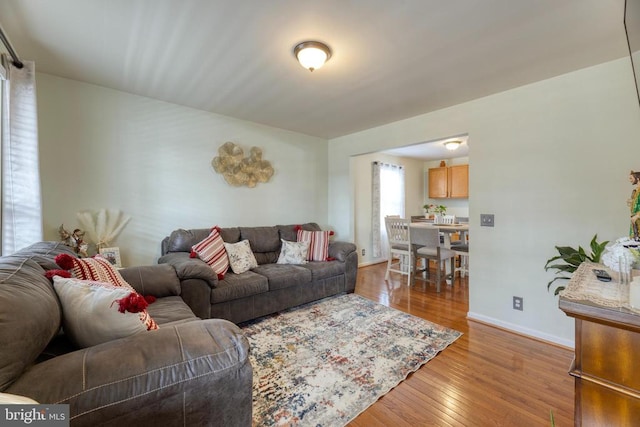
293;41;332;72
444;140;462;151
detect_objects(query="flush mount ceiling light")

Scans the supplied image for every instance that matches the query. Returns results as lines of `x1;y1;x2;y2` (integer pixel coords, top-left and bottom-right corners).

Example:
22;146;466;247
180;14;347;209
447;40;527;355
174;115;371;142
444;140;462;151
293;41;332;72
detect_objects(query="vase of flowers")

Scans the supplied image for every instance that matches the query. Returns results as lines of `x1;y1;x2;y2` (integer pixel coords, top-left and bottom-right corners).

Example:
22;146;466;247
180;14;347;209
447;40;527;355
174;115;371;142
601;237;640;272
423;204;447;219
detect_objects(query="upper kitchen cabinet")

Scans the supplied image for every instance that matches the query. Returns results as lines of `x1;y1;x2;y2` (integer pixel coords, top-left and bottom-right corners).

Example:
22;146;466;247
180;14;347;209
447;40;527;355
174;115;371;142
428;167;448;198
428;164;468;199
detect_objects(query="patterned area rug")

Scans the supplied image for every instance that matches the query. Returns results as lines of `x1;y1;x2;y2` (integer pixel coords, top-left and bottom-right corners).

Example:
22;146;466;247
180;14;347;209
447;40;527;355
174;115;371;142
241;294;462;426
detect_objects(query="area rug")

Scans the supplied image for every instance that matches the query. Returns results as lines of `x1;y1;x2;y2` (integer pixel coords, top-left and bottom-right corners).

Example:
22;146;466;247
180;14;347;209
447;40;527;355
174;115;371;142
241;293;462;426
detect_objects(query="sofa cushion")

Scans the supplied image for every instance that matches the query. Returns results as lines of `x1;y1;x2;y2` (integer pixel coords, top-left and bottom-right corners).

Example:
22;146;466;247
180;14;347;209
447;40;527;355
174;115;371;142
277;223;321;242
252;264;312;291
52;276;159;348
236;227;279;265
191;228;229;279
219;227;241;244
224;240;258;274
165;228;211;253
239;227;280;253
211;271;268;303
276;240;309;265
0;257;61;391
301;260;346;281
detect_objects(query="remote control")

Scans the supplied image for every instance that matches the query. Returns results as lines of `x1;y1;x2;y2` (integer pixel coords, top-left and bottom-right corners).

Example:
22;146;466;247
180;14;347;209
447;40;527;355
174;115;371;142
593;269;612;282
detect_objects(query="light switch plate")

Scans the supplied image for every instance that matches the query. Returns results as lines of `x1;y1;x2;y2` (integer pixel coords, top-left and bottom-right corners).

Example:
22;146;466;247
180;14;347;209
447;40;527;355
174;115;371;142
480;214;495;227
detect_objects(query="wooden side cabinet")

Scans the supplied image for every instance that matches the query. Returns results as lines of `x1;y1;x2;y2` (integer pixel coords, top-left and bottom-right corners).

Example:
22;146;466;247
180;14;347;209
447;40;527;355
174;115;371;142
559;263;640;426
428;164;468;199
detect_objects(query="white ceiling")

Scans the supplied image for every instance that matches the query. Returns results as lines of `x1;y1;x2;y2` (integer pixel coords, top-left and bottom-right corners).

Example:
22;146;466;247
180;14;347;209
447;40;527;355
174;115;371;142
0;0;629;140
381;135;469;161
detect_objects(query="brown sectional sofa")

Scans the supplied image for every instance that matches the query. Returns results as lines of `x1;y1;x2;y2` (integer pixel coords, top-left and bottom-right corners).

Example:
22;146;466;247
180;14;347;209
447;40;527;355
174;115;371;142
158;223;358;324
0;242;252;426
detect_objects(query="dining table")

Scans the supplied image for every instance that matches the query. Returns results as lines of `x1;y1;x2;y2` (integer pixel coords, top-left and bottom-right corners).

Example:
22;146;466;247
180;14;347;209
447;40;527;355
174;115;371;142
409;222;469;249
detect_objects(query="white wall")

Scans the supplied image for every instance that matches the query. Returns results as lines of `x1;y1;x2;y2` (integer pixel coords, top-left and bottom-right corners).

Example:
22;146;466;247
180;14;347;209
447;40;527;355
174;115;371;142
351;152;424;265
37;74;328;266
328;58;640;346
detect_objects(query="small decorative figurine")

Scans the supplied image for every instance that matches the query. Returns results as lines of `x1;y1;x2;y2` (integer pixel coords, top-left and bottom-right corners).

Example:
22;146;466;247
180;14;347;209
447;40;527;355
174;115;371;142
58;224;89;257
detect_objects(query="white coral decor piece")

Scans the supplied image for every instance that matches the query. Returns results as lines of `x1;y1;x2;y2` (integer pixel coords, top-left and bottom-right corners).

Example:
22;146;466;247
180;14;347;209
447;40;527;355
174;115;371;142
601;237;640;272
76;209;131;249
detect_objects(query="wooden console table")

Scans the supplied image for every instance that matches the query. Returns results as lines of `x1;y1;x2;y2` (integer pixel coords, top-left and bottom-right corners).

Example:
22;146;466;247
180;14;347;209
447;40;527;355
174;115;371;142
559;262;640;426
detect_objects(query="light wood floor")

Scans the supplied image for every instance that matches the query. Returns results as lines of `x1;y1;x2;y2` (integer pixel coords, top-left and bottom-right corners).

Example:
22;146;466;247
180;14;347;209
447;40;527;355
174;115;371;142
349;262;574;427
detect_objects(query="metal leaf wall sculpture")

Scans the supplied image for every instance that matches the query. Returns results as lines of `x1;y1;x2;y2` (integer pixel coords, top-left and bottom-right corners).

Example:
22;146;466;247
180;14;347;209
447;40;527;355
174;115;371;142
212;142;274;188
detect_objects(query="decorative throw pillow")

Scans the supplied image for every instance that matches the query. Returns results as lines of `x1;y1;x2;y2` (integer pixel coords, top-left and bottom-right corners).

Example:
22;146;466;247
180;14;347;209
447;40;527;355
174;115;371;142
52;276;158;348
296;229;332;261
223;240;258;274
277;239;309;265
191;227;229;280
55;253;132;289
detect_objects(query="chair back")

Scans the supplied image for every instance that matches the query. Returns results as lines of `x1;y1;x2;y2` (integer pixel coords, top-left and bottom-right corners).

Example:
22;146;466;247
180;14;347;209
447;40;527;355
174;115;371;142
409;225;441;248
385;216;410;246
439;215;456;225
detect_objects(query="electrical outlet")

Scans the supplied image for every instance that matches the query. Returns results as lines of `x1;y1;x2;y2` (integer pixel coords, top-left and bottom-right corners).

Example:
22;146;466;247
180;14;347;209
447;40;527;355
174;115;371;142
513;296;523;311
361;248;365;256
481;214;495;227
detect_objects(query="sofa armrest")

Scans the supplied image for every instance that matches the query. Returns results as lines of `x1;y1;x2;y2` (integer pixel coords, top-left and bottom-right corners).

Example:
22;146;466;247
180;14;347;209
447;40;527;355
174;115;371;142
328;241;357;262
119;264;181;297
158;252;218;287
7;319;252;427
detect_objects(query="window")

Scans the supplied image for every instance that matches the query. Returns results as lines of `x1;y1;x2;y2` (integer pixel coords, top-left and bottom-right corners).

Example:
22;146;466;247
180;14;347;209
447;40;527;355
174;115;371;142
0;56;43;254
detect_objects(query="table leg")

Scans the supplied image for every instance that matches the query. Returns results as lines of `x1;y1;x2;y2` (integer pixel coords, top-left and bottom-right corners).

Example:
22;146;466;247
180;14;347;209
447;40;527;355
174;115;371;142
444;233;452;285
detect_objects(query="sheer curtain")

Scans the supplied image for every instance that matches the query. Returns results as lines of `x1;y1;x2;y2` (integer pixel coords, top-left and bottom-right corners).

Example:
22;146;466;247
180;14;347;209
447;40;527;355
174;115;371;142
1;55;42;254
371;161;405;258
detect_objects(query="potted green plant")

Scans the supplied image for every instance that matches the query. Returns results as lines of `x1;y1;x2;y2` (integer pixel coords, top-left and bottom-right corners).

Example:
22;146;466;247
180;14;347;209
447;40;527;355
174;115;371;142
423;204;447;218
544;234;609;295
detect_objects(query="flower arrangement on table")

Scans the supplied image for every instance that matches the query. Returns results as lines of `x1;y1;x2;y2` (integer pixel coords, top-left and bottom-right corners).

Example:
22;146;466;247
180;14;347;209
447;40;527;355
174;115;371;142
423;204;447;217
601;236;640;272
58;209;131;261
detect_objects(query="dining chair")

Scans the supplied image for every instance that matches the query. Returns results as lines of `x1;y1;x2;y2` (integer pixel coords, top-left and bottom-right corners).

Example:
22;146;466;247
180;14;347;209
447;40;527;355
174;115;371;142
384;216;412;286
409;225;456;292
439;215;456;225
450;223;469;278
453;243;469;278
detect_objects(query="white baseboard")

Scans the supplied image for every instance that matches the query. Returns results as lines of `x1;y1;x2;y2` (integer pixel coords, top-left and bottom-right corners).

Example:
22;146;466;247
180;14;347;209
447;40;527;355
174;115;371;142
467;311;575;349
358;260;386;268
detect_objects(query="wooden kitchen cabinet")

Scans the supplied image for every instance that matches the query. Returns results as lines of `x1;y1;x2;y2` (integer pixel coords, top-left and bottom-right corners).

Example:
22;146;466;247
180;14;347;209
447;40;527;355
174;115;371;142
428;167;448;198
428;164;468;199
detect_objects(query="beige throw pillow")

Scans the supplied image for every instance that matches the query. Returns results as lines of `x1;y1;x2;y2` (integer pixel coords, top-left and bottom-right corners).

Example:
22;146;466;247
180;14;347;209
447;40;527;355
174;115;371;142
223;240;258;274
53;276;158;348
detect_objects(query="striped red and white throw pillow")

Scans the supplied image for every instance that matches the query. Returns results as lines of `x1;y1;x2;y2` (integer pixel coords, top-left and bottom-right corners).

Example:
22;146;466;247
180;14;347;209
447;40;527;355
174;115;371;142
56;253;133;289
191;227;229;279
296;229;332;262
